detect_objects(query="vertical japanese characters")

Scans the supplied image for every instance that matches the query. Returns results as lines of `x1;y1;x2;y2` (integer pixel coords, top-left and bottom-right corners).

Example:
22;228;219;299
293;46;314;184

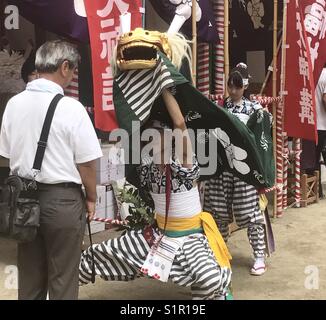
283;0;323;141
84;0;143;131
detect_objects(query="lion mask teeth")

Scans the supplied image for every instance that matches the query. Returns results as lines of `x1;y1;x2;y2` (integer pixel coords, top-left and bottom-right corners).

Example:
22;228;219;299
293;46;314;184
116;28;171;70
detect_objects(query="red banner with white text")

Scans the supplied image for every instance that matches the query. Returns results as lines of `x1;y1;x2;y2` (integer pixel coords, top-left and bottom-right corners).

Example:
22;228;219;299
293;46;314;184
284;1;317;141
301;0;326;84
85;0;143;132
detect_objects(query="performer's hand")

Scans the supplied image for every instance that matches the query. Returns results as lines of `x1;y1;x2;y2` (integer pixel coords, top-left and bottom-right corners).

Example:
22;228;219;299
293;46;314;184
86;200;96;221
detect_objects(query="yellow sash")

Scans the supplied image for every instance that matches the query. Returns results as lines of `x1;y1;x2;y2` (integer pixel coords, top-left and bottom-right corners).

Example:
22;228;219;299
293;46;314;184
259;194;268;211
156;212;232;269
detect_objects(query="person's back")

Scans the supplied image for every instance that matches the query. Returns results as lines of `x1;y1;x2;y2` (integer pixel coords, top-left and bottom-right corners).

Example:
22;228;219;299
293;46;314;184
4;81;99;184
0;40;102;300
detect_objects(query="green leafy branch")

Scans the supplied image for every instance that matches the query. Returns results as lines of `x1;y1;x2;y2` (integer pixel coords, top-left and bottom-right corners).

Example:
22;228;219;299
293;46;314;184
117;186;155;231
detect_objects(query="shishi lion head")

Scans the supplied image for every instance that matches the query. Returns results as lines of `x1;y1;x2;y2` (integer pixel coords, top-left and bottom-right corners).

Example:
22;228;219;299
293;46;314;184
112;28;192;76
116;28;172;70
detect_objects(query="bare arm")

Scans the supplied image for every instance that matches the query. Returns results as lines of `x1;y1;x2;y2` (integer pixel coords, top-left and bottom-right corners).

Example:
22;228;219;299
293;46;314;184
322;93;326;110
77;160;97;220
161;89;193;168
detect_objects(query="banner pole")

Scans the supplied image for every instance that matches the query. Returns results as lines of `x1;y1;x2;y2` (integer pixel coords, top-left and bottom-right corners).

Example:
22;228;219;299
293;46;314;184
224;0;229;97
260;38;281;96
276;0;288;217
272;0;279;217
192;0;197;86
142;0;146;27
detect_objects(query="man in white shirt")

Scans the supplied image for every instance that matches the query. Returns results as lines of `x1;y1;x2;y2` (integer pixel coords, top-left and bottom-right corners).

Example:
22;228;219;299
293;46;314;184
315;65;326;198
0;40;103;300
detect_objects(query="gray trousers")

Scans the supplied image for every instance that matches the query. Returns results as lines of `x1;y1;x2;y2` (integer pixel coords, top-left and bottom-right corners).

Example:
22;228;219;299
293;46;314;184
17;184;86;300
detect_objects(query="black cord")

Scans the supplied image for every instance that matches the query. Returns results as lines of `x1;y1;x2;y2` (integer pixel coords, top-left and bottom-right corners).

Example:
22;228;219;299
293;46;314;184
86;217;96;284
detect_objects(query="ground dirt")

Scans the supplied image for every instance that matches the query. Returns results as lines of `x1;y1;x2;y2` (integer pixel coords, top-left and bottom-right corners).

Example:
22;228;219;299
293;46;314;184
1;199;325;300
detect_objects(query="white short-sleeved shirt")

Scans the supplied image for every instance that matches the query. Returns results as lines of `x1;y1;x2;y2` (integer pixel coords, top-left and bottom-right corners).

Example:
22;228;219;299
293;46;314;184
316;68;326;130
0;78;103;184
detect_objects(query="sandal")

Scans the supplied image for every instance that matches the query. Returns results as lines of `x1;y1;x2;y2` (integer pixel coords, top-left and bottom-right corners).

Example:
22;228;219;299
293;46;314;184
250;258;266;276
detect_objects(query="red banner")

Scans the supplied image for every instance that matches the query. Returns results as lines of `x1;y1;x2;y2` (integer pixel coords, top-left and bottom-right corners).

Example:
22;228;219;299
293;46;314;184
284;1;317;141
301;0;326;84
85;0;143;132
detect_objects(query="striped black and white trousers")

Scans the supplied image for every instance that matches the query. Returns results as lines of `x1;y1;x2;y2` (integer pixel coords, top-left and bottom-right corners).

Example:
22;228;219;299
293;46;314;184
79;230;231;300
204;172;266;258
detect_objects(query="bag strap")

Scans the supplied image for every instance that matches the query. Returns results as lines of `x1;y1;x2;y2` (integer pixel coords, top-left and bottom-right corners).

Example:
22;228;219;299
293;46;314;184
32;94;63;171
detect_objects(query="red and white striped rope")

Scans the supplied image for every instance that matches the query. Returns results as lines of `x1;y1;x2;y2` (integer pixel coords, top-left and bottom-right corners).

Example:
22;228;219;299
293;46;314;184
250;95;282;105
287;149;302;157
208;93;224;101
276;100;284;216
213;0;225;95
294;138;302;208
197;43;210;95
208;94;282;105
258;184;280;194
282;135;289;210
93;217;128;225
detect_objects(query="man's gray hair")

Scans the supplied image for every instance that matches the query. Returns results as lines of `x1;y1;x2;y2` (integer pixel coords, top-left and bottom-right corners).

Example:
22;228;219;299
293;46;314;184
35;40;80;73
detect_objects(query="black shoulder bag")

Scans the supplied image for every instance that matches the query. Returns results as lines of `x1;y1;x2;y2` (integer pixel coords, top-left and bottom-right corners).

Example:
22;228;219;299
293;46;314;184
0;94;63;243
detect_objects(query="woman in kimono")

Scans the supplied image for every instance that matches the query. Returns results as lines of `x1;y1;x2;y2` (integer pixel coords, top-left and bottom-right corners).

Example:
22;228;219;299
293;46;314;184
204;63;268;276
79;88;232;300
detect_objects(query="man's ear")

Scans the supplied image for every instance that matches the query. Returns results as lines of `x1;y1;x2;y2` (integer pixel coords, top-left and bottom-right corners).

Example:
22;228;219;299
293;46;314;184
60;60;70;76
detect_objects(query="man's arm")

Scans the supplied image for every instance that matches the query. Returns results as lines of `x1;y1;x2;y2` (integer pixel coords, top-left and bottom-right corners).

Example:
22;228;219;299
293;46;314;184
77;160;97;221
162;89;193;168
322;93;326;110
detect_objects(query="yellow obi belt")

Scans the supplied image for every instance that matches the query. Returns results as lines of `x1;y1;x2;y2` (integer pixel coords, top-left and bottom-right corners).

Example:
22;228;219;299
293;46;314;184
151;188;232;269
155;212;232;269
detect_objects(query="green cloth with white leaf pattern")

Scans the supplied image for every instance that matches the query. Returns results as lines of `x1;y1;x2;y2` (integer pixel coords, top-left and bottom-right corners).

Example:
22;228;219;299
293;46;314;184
247;109;275;189
114;52;275;189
